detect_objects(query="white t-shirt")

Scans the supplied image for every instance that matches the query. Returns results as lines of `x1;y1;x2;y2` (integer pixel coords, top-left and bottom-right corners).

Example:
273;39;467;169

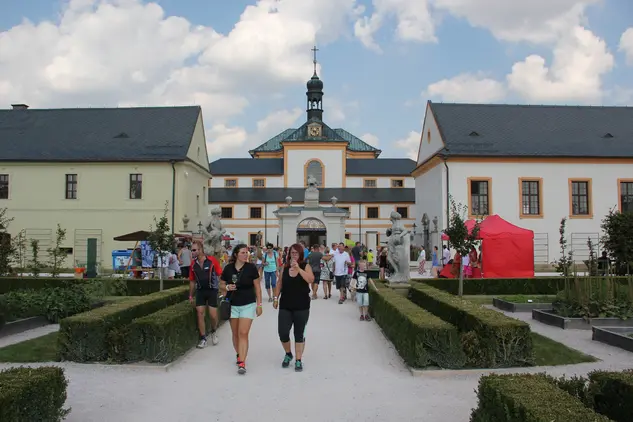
332;251;351;276
442;248;451;264
418;250;426;262
462;255;470;267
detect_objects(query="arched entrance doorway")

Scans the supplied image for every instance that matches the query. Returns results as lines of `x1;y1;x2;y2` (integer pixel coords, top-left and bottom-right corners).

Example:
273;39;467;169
296;217;327;247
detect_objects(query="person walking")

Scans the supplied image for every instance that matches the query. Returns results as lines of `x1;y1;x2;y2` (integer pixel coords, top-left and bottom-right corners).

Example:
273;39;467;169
273;243;314;372
378;247;388;279
220;244;263;375
320;246;333;299
352;260;377;321
307;244;323;300
431;246;441;277
417;246;426;275
262;244;279;302
188;241;222;348
332;243;351;304
178;243;192;278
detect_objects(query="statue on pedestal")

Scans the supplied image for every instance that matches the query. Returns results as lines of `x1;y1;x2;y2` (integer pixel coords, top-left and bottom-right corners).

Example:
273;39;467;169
201;207;225;259
386;211;411;284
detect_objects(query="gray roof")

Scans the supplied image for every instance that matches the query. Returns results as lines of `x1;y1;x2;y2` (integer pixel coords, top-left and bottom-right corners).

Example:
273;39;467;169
209;188;415;203
209;158;415;176
210;158;283;175
248;120;380;156
346;158;416;175
0;106;202;164
430;102;633;157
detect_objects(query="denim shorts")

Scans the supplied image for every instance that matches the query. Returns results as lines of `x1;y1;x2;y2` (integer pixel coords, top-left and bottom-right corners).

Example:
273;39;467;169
231;302;257;319
356;292;370;307
264;271;277;289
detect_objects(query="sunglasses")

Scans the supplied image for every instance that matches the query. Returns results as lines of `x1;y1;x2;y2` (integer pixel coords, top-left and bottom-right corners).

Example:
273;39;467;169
191;249;198;252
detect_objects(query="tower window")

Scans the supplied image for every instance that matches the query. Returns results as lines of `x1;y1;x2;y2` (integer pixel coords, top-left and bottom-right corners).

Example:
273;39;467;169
305;160;323;186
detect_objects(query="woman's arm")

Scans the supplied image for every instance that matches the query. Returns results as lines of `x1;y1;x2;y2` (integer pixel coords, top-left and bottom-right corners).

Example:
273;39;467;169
219;278;227;297
298;264;314;284
273;276;283;299
253;275;262;305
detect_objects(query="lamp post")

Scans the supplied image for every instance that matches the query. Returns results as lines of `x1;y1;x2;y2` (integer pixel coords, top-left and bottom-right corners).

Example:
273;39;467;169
422;214;430;260
197;221;203;235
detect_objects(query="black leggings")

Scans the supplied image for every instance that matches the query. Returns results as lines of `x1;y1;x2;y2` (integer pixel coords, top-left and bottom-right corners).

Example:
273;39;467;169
278;308;310;343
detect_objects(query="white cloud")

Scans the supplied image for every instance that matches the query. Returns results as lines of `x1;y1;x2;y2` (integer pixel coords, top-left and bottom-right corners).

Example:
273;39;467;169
619;27;633;65
0;0;360;158
206;124;249;157
394;129;421;160
507;26;614;102
354;0;436;52
425;73;506;102
360;133;380;147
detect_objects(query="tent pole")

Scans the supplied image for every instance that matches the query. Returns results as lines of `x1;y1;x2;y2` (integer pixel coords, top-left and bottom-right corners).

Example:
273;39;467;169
124;241;139;275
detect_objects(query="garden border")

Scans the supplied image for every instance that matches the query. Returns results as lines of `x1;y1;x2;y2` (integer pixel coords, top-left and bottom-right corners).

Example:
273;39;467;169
532;309;633;330
592;326;633;353
492;298;552;313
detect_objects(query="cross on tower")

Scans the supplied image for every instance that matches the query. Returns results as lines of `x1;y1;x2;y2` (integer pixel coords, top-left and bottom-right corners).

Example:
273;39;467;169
311;45;319;74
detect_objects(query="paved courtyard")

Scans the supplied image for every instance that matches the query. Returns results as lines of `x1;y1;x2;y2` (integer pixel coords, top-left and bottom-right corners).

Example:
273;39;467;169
2;284;633;422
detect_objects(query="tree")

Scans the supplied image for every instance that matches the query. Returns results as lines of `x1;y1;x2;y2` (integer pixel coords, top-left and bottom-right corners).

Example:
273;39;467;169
47;224;68;278
443;196;480;297
553;217;573;277
148;201;175;291
0;208;16;276
601;209;633;275
12;230;27;273
30;239;42;278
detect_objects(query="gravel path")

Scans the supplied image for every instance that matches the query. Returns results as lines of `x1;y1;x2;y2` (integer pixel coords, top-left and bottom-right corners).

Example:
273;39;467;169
1;294;632;421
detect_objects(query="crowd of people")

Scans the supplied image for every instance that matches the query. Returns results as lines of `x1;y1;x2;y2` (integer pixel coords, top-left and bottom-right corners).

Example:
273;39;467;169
183;239;378;375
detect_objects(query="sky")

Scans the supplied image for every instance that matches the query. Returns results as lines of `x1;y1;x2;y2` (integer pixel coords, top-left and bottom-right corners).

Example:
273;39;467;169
0;0;632;160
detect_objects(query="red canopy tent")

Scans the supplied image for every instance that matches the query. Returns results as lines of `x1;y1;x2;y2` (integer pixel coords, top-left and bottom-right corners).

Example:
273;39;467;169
441;215;534;278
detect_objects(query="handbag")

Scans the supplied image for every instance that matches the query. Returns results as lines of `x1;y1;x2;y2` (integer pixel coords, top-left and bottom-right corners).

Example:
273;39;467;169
219;265;244;321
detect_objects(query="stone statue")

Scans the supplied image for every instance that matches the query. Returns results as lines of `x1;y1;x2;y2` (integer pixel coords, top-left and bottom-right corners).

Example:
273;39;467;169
307;174;318;187
201;207;225;258
386;211;411;284
182;214;190;231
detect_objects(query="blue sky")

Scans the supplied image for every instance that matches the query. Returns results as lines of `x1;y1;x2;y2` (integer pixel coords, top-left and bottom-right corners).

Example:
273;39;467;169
1;0;632;159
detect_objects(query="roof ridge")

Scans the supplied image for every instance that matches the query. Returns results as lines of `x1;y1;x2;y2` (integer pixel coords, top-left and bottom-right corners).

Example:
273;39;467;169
0;105;202;112
430;102;633;110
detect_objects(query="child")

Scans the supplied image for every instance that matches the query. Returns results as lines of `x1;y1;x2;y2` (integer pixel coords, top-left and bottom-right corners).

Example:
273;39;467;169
352;260;377;321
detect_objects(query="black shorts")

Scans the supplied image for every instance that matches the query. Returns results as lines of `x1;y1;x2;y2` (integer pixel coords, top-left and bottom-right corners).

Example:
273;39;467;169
313;271;321;284
335;275;348;290
195;289;219;308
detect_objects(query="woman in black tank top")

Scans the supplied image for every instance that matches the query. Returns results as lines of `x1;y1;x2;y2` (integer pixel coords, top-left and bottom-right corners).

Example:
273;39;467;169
273;243;314;372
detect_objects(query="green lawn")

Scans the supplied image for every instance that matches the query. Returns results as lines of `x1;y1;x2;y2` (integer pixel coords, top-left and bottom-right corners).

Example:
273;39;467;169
499;295;556;304
462;295;496;305
531;332;597;366
0;331;59;363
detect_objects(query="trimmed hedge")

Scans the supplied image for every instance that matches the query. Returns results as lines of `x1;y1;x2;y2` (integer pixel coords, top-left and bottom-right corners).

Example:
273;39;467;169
125;279;190;296
417;276;631;296
369;283;467;369
0;277;81;294
587;370;633;422
409;284;533;368
116;301;204;363
470;373;611;422
58;286;188;362
0;366;70;422
0;285;93;323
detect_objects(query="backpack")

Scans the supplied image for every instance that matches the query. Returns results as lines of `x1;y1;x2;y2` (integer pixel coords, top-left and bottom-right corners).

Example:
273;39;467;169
190;255;221;290
262;251;277;265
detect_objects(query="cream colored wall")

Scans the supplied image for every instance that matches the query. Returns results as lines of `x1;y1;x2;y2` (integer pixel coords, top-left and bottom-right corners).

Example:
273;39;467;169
417;104;444;164
286;148;345;187
173;161;211;233
209;176;283;188
0;161;200;269
345;176;414;188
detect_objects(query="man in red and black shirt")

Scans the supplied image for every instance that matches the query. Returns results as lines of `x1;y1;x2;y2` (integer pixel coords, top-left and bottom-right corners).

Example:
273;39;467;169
189;240;222;349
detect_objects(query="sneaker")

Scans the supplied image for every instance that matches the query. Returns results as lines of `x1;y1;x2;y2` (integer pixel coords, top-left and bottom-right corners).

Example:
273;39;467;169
365;315;372;321
360;315;365;321
237;362;246;375
210;332;219;346
295;360;303;372
236;353;240;366
282;354;293;368
196;338;207;349
338;299;344;304
268;297;273;303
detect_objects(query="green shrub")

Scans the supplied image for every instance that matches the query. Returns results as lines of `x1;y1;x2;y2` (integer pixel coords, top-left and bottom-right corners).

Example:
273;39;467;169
0;285;92;323
369;283;466;369
58;286;188;362
0;302;5;329
409;284;533;368
470;373;611;422
587;370;633;422
83;278;127;298
0;366;70;422
117;301;202;363
0;277;81;294
124;279;189;296
419;277;599;296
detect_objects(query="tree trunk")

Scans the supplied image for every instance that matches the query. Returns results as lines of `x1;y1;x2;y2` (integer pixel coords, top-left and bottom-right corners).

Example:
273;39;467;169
159;253;164;291
458;264;464;297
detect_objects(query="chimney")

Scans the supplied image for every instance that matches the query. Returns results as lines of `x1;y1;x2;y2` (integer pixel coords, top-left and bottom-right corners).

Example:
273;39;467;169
11;104;29;110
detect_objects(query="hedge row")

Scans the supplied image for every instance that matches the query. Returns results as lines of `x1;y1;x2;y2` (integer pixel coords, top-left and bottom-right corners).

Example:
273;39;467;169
417;276;632;296
409;284;533;368
0;284;93;324
58;286;188;362
124;279;189;296
470;373;611;422
544;369;633;422
0;366;70;422
0;277;81;294
112;301;207;363
369;283;466;369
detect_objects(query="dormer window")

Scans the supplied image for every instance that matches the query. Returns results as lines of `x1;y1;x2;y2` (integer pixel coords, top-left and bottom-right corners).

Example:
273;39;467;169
469;131;479;137
603;133;614;138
